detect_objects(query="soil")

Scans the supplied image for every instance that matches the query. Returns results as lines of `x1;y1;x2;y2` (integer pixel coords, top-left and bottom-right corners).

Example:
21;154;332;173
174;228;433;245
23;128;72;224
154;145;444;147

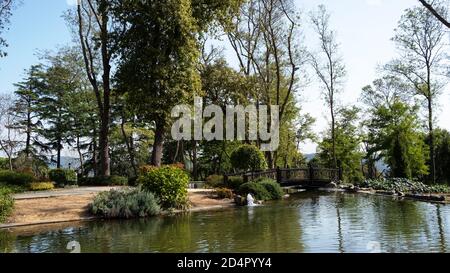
1;188;234;228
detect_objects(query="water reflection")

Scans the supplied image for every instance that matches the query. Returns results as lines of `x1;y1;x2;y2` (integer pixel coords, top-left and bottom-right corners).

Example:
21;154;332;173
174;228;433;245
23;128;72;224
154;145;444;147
1;191;450;253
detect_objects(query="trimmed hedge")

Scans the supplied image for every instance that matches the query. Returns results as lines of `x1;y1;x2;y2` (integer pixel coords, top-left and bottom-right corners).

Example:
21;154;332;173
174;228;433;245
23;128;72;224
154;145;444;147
138;166;189;209
49;169;77;186
227;176;245;191
0;171;34;186
90;188;160;219
255;178;283;200
215;188;234;199
238;182;272;201
230;144;267;171
205;175;225;188
29;182;55;191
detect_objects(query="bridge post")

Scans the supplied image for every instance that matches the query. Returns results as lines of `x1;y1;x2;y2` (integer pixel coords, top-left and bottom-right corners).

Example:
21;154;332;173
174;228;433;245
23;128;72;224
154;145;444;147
309;163;314;181
223;174;228;186
276;167;282;184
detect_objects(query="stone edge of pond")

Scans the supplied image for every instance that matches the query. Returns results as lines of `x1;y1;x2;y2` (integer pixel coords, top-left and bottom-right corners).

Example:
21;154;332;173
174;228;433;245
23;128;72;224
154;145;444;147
0;204;237;230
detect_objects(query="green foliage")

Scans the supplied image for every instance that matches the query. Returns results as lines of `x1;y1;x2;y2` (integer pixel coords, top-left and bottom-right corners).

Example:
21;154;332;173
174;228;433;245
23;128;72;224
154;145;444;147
0;158;9;170
29;182;55;191
357;178;450;194
238;182;272;201
230;145;267;171
428;129;450;183
205;175;225;188
255;178;283;200
49;169;77;186
138;166;190;209
90;188;160;219
227;176;244;191
318;107;364;182
0;189;14;223
0;171;34;186
215;188;234;199
367;99;428;179
78;175;128;186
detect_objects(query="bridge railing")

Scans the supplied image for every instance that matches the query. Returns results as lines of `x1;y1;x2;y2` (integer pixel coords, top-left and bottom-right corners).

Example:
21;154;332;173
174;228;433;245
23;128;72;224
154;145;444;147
224;165;342;186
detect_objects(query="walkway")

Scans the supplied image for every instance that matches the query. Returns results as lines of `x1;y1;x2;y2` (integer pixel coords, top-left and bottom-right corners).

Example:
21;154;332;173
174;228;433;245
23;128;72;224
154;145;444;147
13;186;122;200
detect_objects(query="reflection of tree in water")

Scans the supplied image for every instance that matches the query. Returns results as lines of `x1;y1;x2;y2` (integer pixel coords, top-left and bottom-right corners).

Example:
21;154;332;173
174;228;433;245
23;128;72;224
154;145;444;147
372;197;430;252
436;205;446;253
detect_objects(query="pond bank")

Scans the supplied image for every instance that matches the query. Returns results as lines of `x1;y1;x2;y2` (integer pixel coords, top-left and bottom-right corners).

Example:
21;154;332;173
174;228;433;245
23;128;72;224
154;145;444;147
0;188;234;229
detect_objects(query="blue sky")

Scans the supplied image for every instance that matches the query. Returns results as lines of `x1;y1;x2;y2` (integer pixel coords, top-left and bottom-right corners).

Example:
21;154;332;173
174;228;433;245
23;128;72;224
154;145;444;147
0;0;448;154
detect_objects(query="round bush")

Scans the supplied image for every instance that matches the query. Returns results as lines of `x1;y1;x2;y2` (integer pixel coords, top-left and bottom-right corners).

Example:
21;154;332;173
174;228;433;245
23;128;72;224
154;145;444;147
230;145;267;171
227;176;244;191
0;171;34;186
255;178;283;200
238;182;272;201
138;166;190;209
90;188;160;219
49;169;77;186
205;175;225;188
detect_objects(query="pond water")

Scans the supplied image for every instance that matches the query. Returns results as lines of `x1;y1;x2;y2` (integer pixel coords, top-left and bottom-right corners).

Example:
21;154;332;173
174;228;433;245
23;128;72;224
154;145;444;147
1;191;450;253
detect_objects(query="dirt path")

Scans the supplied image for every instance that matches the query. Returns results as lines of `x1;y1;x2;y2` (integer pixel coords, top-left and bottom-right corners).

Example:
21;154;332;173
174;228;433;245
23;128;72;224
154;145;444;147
1;188;234;229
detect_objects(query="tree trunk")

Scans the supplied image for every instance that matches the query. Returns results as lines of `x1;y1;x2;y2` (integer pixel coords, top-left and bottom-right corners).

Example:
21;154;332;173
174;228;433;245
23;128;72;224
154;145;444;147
57;141;61;169
76;135;84;175
192;140;198;181
331;103;337;169
151;120;165;167
428;97;435;183
121;117;137;177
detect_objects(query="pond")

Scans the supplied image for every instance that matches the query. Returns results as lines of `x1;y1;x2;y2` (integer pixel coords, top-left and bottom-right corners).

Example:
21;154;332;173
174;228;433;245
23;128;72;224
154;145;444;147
1;191;449;253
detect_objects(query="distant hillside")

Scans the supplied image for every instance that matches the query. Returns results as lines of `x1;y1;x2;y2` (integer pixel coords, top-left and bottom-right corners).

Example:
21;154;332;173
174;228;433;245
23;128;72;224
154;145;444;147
303;153;388;173
48;156;80;170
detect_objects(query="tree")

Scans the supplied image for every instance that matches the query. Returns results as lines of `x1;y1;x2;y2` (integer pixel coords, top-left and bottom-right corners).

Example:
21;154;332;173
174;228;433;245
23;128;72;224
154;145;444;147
36;48;85;168
72;0;116;176
362;82;429;179
0;0;17;57
230;144;267;171
427;128;450;183
226;0;308;168
113;0;240;167
12;65;45;158
385;4;447;182
310;5;346;169
318;107;363;183
0;94;20;170
419;0;450;28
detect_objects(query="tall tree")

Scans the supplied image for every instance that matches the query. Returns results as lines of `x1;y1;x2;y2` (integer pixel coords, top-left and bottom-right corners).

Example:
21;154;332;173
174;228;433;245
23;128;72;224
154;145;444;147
310;5;346;169
226;0;308;167
385;4;447;183
73;0;116;176
113;0;240;167
12;65;44;158
362;77;429;179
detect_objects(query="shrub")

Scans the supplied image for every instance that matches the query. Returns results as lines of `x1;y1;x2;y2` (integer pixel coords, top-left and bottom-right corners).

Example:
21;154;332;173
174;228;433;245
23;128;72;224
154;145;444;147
0;189;14;223
0;171;34;186
78;176;128;186
49;169;77;186
227;176;244;191
215;188;234;199
205;175;225;188
356;178;450;194
230;145;267;171
138;166;189;208
238;182;272;201
256;178;283;200
89;188;160;219
29;182;55;191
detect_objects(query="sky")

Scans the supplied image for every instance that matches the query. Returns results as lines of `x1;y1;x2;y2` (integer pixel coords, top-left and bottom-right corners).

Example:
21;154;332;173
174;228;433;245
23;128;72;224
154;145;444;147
0;0;449;156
